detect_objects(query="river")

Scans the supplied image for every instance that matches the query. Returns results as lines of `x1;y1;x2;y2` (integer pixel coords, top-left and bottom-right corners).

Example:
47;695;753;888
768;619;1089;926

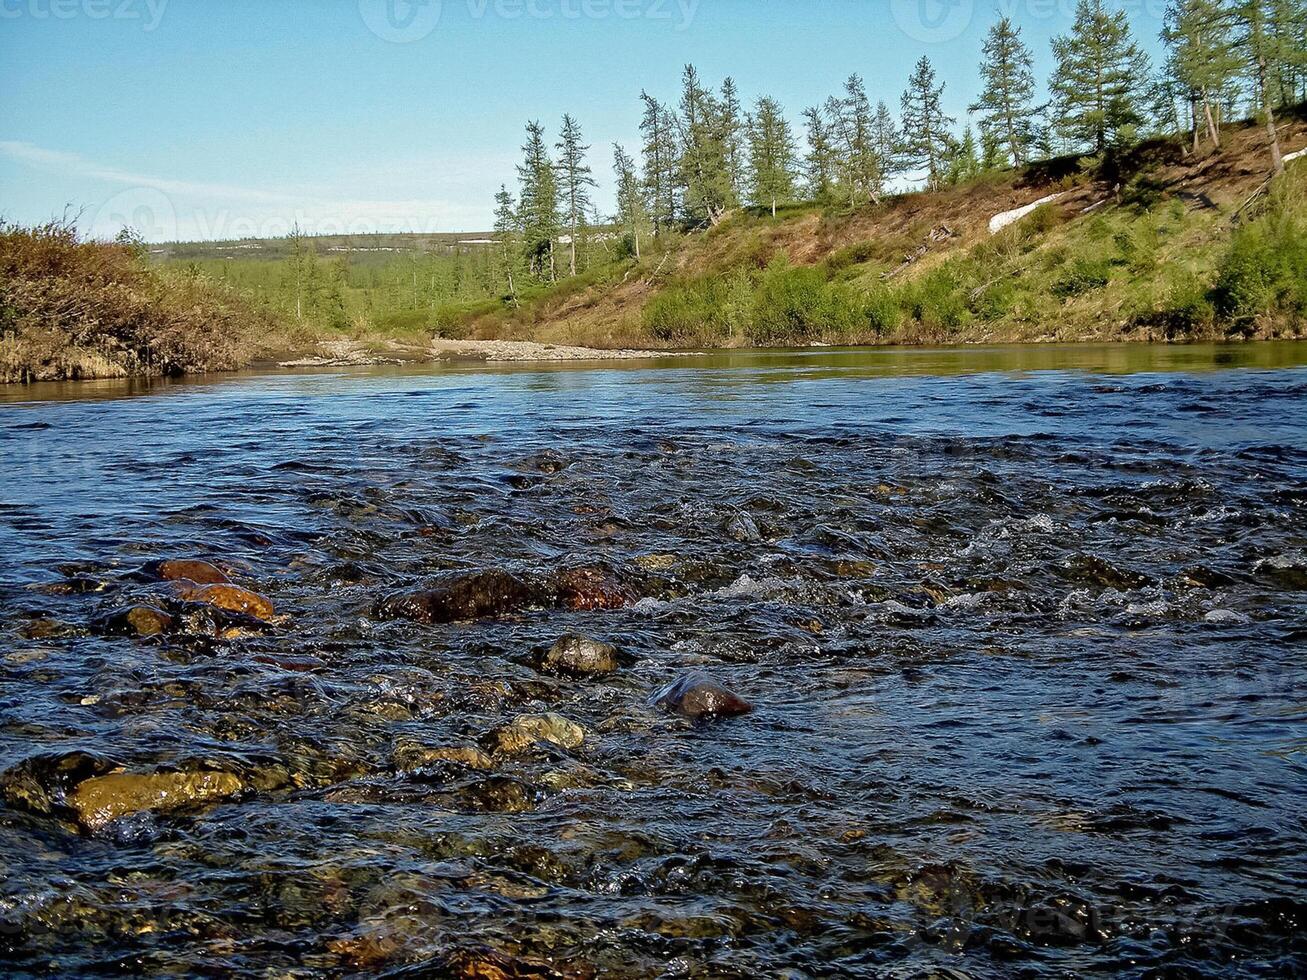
1;343;1305;976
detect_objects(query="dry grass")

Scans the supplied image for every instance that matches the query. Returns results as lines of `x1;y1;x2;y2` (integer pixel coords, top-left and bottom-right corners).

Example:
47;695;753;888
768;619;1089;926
1;220;275;383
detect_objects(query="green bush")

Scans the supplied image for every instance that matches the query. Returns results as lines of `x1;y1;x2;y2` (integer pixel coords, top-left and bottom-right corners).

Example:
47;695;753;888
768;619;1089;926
1211;179;1307;321
1052;258;1112;298
903;266;968;330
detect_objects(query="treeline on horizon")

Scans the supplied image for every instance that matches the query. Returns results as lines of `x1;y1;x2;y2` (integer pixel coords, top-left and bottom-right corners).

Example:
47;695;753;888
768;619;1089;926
489;0;1305;297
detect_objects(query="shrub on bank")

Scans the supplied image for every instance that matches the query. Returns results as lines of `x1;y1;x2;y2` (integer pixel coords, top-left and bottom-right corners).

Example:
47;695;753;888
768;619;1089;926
0;221;271;382
1211;177;1307;323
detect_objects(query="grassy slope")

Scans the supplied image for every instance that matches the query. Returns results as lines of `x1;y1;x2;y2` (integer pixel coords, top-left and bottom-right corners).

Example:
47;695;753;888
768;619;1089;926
459;111;1307;349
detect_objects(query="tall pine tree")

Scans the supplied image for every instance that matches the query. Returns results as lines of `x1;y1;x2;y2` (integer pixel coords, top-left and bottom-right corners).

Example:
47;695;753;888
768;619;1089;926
746;96;798;216
802;106;837;203
1163;0;1240;150
516;120;560;282
900;56;956;190
612;143;650;260
555;114;596;277
677;65;736;226
639;92;680;234
971;16;1037;166
1050;0;1151;154
492;184;523;308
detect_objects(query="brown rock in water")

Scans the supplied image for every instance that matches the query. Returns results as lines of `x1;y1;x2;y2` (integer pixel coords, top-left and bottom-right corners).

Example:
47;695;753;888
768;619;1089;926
539;635;621;676
377;570;541;624
492;713;587;755
175;582;275;621
550;564;633;611
97;604;174;637
394;740;494;773
66;771;243;831
155;559;230;585
652;671;753;719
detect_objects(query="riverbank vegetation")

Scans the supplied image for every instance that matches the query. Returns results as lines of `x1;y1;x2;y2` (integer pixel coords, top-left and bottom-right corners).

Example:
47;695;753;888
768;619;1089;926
0;221;280;383
4;0;1305;381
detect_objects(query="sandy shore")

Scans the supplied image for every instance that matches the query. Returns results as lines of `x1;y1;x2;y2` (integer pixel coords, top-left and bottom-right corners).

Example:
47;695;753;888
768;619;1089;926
277;338;689;368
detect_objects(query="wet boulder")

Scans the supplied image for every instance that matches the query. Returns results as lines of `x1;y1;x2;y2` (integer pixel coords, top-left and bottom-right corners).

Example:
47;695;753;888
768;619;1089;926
1;750;116;817
549;564;634;611
393;739;494;774
65;770;244;831
492;713;587;755
652;671;753;719
173;582;275;622
726;511;763;543
538;634;621;676
151;559;230;585
376;569;543;624
95;604;174;638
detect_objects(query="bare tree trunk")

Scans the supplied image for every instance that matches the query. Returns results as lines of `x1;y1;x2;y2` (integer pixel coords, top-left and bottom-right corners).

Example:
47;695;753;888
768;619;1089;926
1191;95;1202;153
1252;6;1284;173
1202;93;1220;149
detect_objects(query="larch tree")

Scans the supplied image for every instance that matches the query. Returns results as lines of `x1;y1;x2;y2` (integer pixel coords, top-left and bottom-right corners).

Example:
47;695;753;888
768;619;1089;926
516;120;560;282
676;65;736;226
1162;0;1240;150
871;100;902;183
802;106;838;203
720;76;747;198
1266;0;1307;106
1231;0;1285;171
945;125;982;185
639;92;680;234
746;96;798;216
971;16;1037;166
492;184;522;308
612;143;650;260
555;114;596;277
900;56;956;190
827;75;882;206
1049;0;1152;155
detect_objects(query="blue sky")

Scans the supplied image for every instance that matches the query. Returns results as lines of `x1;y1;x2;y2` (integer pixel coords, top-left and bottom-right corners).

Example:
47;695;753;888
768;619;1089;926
0;0;1172;241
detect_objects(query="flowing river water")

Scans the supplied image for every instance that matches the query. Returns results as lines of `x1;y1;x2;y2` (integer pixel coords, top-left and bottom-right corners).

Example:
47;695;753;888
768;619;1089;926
1;343;1305;977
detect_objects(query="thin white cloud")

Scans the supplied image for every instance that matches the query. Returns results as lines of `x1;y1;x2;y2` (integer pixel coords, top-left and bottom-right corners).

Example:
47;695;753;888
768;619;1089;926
0;139;493;240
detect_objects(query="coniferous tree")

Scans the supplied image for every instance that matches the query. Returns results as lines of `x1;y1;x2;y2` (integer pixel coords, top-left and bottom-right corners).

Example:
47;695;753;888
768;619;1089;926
1163;0;1240;150
677;65;736;225
900;56;956;190
826;75;882;205
1266;0;1307;105
871;100;902;182
516;120;560;282
555;114;596;277
746;96;798;216
612;143;650;260
1231;0;1286;171
720;76;747;197
945;126;982;185
639;92;680;234
492;184;522;308
1050;0;1151;155
971;16;1037;166
802;106;837;203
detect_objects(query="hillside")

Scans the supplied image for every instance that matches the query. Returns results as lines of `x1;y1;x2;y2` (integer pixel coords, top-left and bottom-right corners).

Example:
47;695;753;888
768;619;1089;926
457;111;1307;350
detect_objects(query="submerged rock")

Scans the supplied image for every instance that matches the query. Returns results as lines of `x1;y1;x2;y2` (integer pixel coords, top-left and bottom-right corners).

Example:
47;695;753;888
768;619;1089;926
726;511;763;543
393;740;494;773
539;634;621;676
492;713;587;754
174;582;275;622
550;564;634;611
95;604;174;638
66;770;243;831
652;671;753;719
377;569;542;624
153;559;230;585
